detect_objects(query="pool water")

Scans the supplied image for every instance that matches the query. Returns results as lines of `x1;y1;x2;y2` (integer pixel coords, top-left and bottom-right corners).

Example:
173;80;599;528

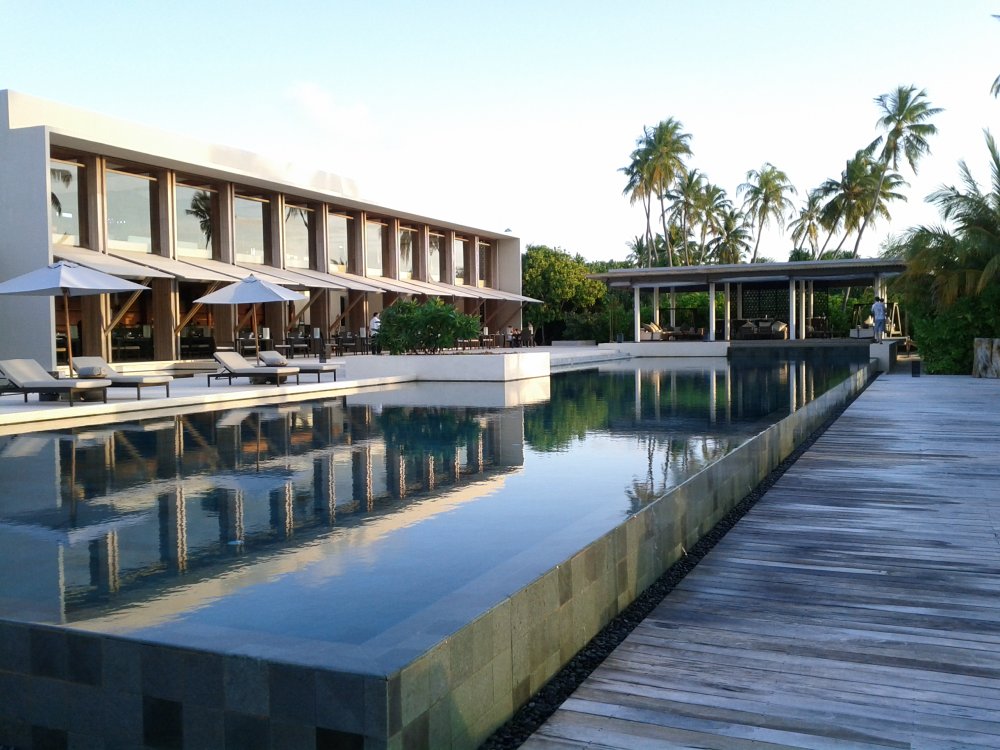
0;351;865;673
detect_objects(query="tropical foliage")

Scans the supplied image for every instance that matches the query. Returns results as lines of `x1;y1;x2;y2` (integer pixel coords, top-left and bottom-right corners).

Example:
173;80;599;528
376;298;480;354
618;85;937;267
886;132;1000;372
738;164;797;263
522;245;609;341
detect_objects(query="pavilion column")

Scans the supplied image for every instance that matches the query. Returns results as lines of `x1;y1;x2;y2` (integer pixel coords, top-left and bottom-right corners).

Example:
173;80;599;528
669;290;676;327
788;279;797;340
723;283;731;341
807;280;815;318
708;282;716;341
633;287;641;342
798;280;807;339
652;288;659;325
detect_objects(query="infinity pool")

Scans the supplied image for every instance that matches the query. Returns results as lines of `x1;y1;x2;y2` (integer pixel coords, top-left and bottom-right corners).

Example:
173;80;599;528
0;351;865;676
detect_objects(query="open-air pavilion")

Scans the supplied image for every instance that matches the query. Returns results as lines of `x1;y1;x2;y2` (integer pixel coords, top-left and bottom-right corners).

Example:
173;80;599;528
590;258;908;344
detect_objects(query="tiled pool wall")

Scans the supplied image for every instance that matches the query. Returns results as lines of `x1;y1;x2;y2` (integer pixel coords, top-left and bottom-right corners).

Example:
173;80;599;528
390;360;876;749
0;361;875;750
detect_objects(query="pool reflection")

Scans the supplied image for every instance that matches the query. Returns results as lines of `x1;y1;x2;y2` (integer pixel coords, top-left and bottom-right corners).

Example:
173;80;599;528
0;351;865;635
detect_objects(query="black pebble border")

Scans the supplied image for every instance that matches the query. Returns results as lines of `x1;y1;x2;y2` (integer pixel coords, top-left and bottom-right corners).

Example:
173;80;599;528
479;383;868;750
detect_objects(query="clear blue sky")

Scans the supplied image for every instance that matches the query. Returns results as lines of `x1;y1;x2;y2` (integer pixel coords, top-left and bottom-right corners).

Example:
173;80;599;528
2;1;997;261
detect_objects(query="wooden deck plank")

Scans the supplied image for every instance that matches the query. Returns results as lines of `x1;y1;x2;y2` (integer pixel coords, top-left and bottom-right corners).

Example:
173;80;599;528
522;374;1000;749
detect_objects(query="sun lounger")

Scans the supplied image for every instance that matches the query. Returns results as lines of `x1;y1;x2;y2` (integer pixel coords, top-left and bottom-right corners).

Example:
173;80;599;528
72;356;172;399
258;350;342;382
0;358;111;405
208;350;300;387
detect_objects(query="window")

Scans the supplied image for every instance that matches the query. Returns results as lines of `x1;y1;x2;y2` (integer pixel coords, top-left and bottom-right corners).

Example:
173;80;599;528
327;213;350;273
176;184;215;259
399;227;416;279
478;241;490;286
50;158;85;247
454;238;467;284
235;195;268;264
366;221;385;276
428;234;443;282
106;165;155;253
285;203;312;269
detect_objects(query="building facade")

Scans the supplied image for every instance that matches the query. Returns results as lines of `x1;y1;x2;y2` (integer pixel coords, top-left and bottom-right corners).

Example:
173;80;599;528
0;91;526;368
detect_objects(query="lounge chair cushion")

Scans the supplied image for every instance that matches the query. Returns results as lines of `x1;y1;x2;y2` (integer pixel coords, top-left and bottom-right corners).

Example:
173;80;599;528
258;351;288;366
0;358;109;388
73;356;173;388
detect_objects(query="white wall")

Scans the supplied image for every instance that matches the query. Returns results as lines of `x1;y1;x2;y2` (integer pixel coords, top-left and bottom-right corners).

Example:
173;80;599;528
0;97;55;367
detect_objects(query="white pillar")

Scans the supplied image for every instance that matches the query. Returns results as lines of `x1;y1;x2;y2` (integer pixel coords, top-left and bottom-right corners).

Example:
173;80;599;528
807;280;815;318
633;286;641;342
798;280;807;339
653;288;660;325
788;279;797;340
723;282;731;341
669;290;676;327
708;282;716;341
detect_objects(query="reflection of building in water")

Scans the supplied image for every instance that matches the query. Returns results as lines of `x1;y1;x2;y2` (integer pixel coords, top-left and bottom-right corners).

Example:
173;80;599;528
0;398;524;624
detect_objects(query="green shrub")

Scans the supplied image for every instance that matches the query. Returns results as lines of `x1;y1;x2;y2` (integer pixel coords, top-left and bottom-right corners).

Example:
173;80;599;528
376;298;481;354
907;285;1000;374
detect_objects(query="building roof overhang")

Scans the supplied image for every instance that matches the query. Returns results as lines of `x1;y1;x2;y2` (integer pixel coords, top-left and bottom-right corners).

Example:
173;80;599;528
3;90;515;243
591;258;907;291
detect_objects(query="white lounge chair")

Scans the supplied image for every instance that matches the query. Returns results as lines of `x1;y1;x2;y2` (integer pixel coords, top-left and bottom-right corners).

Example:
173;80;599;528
72;356;172;399
208;351;300;387
258;350;342;382
0;358;112;405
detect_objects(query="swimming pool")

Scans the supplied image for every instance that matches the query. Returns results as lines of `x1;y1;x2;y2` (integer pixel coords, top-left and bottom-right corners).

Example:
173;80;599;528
0;351;871;749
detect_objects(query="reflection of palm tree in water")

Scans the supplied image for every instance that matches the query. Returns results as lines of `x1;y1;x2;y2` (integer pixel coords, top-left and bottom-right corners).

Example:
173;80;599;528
625;434;731;511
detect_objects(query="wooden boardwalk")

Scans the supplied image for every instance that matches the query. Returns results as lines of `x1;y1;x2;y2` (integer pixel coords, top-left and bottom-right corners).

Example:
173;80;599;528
523;372;1000;750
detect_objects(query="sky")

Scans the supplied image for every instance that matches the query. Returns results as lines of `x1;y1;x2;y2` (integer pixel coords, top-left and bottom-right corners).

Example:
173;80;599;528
2;1;998;262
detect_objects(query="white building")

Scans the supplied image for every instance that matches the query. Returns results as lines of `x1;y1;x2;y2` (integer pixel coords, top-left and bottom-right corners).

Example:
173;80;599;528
0;90;526;368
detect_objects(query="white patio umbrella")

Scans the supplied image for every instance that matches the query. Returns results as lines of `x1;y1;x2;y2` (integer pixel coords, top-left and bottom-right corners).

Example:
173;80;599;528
194;275;304;363
0;260;148;372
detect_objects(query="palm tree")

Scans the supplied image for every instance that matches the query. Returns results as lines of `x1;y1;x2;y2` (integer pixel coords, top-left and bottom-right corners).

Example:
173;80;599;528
666;169;704;265
789;192;823;259
901;131;1000;301
854;85;941;252
621;154;655;267
693;182;730;265
815;147;880;254
647;118;693;267
708;208;752;265
738;163;797;263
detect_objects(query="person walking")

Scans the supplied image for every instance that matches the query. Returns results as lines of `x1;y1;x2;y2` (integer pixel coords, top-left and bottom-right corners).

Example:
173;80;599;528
871;297;886;344
369;311;381;354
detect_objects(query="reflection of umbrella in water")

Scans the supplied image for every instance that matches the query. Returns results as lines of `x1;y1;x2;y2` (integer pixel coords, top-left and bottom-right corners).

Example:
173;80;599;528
194;275;304;363
0;260;148;372
214;466;297;493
